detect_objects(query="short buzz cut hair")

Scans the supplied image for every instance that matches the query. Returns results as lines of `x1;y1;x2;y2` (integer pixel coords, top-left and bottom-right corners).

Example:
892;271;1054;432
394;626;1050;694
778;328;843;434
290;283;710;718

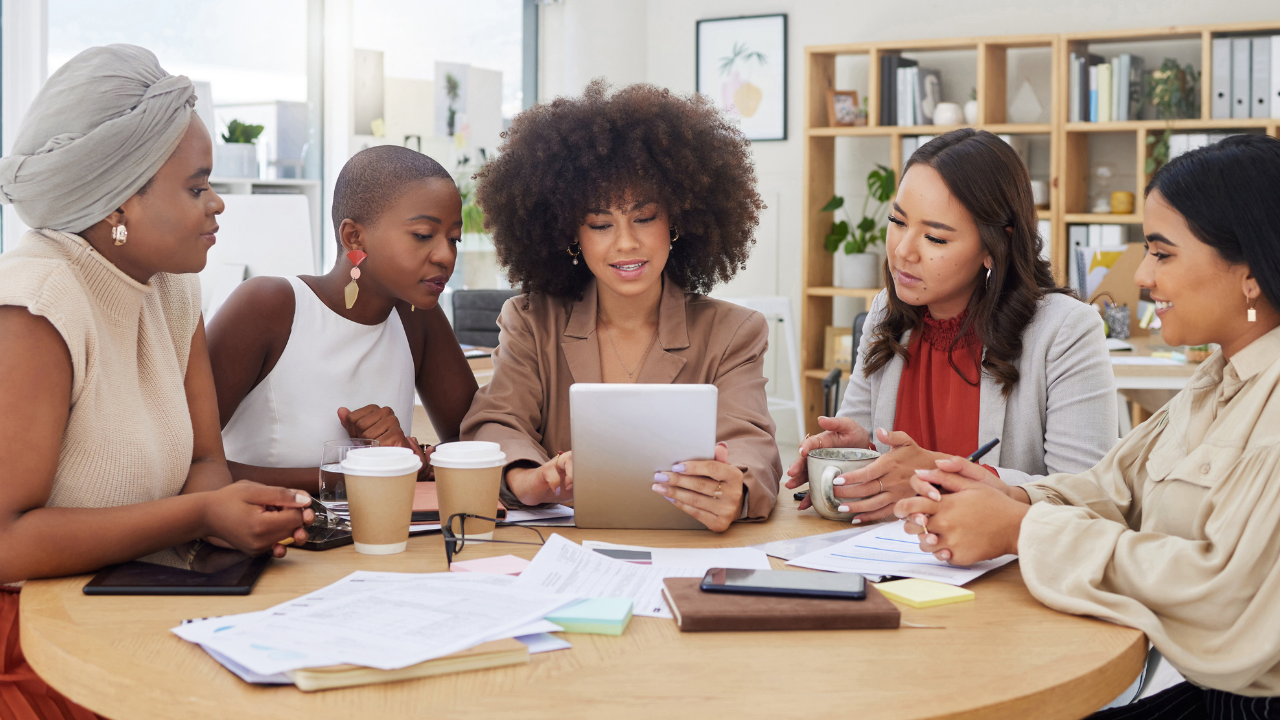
330;145;454;245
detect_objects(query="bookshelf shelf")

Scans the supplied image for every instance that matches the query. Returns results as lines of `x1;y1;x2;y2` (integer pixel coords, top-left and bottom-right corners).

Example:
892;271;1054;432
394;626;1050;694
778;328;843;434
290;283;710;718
1064;213;1143;224
1065;118;1277;133
806;123;1053;137
805;286;884;299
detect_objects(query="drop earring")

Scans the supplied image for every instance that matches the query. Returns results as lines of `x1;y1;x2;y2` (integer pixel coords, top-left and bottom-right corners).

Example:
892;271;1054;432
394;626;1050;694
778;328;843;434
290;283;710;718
344;250;367;309
568;242;580;266
985;266;992;285
112;224;128;245
1248;296;1257;323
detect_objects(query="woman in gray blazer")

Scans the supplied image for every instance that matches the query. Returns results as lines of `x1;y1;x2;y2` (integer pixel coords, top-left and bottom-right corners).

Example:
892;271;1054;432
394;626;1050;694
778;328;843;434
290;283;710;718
786;129;1117;523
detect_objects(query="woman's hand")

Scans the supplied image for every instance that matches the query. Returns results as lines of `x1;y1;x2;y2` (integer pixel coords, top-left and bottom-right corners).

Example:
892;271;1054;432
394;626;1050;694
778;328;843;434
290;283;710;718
893;457;1029;566
201;481;314;558
652;442;743;533
784;416;871;510
505;451;573;506
337;405;431;479
830;428;949;523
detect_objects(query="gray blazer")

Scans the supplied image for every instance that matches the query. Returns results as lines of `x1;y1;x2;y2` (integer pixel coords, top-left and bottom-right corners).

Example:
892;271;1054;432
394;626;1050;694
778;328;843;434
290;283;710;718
838;291;1118;485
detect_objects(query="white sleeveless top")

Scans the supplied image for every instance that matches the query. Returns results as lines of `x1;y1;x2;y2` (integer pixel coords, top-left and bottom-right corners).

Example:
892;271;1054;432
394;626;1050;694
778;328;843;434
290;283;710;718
222;276;417;468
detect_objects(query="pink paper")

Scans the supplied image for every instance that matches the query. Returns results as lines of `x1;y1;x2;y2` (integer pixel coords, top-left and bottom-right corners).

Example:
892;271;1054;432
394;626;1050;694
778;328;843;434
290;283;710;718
449;554;532;576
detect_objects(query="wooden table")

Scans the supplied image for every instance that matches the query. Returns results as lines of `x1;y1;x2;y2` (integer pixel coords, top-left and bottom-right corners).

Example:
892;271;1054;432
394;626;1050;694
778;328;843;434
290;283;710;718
21;494;1145;720
1111;334;1199;426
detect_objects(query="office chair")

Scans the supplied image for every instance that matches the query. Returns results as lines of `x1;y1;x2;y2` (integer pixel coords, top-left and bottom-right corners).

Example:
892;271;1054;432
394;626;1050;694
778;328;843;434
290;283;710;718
451;289;518;347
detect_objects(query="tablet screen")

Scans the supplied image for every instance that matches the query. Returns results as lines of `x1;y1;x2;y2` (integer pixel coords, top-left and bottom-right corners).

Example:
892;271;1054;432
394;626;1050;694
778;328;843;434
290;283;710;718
83;555;271;596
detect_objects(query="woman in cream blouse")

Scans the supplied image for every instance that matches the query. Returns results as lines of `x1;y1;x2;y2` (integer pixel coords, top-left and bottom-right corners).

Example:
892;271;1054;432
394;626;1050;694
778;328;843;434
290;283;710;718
896;135;1280;716
460;81;782;532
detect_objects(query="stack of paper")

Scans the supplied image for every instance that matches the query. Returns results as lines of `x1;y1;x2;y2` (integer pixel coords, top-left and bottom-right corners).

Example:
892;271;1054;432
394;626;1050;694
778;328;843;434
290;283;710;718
874;578;975;608
173;571;574;683
787;519;1015;586
546;598;634;636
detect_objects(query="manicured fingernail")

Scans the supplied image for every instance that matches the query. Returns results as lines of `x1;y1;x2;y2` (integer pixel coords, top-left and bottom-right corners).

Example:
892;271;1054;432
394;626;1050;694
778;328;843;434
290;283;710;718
929;491;941;501
850;518;861;524
665;497;676;504
671;464;686;473
295;492;309;504
654;472;669;483
652;483;668;495
915;514;928;526
833;478;845;486
838;505;849;512
554;486;561;497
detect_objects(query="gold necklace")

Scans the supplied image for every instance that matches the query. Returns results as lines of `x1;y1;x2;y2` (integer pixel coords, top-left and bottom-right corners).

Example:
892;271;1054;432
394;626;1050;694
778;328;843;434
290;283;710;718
603;323;659;380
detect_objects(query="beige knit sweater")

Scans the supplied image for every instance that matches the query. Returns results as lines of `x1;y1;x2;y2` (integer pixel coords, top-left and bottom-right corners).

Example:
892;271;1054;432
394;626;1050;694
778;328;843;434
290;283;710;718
0;229;201;573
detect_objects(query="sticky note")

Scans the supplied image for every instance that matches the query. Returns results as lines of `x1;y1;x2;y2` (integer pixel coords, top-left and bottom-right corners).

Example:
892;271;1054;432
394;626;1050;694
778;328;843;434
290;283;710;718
874;578;975;609
545;598;633;636
448;554;531;576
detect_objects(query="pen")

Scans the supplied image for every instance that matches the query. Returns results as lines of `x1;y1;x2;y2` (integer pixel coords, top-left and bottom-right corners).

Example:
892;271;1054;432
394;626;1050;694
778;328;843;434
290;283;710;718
967;438;1000;464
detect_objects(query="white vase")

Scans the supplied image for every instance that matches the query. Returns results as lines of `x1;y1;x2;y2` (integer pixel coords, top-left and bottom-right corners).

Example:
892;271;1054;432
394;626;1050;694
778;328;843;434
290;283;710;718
836;252;882;289
215;143;259;178
963;99;979;125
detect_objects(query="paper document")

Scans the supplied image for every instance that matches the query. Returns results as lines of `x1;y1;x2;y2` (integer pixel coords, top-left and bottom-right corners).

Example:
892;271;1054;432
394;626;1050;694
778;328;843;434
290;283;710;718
787;520;1015;586
174;571;572;675
749;526;875;561
504;505;575;525
516;633;571;654
581;540;771;570
514;535;770;618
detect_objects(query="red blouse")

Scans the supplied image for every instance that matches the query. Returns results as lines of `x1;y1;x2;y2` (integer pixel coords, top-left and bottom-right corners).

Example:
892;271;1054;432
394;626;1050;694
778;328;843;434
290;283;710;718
893;310;985;459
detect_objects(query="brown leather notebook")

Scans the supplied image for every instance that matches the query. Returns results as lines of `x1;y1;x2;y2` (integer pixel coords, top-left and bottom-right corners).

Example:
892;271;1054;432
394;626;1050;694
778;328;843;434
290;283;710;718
412;482;506;523
661;577;901;632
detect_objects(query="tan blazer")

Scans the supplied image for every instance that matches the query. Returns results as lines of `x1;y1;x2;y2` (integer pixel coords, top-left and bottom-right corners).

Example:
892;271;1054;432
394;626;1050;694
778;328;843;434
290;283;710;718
460;276;782;520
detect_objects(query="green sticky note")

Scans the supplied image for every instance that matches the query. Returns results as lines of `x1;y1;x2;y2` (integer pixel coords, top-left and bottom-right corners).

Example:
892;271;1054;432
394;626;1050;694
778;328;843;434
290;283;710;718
546;598;634;636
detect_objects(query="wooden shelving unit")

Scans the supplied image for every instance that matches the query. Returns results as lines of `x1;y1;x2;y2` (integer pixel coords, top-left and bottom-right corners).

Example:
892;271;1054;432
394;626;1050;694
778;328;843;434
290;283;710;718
801;34;1060;434
801;22;1280;435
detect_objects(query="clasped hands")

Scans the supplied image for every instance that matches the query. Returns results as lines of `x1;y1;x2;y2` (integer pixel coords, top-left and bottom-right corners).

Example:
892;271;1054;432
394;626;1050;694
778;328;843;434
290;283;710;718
506;442;745;532
785;416;954;523
338;404;432;480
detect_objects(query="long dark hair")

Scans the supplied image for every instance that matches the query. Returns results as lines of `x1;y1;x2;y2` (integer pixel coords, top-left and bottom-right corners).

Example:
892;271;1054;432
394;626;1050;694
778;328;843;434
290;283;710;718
1145;134;1280;312
862;128;1069;395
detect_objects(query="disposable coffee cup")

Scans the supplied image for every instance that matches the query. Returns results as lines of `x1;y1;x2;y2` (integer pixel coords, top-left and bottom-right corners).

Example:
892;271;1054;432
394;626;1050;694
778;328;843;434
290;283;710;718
430;441;506;541
806;447;881;521
340;446;422;555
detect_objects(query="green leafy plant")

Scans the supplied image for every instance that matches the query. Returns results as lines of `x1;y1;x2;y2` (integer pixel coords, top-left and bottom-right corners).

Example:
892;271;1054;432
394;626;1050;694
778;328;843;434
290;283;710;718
445;73;461;137
823;164;895;255
221;119;264;145
455;154;486;236
1144;59;1201;175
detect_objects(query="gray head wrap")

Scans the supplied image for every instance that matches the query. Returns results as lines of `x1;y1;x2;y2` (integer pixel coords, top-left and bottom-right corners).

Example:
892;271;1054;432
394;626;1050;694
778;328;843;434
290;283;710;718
0;44;195;233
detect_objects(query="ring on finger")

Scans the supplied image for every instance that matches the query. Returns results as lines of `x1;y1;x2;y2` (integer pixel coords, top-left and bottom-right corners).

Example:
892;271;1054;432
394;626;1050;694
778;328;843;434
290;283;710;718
877;479;884;495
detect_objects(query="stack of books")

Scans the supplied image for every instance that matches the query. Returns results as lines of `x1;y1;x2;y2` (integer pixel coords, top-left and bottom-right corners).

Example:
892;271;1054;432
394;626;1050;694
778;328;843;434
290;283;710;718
1211;36;1280;119
880;55;941;126
1069;52;1144;123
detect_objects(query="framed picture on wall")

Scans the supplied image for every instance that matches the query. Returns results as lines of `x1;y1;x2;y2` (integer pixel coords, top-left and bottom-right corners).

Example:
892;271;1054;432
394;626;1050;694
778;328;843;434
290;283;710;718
823;326;854;371
696;14;787;141
827;90;861;127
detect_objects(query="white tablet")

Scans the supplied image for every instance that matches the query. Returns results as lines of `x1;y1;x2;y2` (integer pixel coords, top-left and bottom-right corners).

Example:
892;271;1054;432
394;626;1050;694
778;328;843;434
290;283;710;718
570;384;718;530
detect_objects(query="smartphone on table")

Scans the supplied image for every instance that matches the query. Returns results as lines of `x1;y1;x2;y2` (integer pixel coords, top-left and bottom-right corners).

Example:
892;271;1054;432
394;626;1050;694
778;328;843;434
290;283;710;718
699;568;866;601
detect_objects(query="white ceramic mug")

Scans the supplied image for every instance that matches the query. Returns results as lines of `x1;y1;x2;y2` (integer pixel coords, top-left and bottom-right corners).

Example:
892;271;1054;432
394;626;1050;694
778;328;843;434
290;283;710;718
805;447;881;521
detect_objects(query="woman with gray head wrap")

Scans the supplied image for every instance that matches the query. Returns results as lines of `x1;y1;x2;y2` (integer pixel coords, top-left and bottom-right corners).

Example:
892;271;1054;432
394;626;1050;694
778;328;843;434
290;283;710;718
0;45;314;720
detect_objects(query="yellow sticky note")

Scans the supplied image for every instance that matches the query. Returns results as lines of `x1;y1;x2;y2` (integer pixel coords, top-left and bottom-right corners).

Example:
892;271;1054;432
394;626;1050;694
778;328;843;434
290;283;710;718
874;579;975;609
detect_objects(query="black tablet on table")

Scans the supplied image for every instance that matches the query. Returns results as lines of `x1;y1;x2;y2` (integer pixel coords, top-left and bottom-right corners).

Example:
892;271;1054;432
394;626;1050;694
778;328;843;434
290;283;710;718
83;555;271;596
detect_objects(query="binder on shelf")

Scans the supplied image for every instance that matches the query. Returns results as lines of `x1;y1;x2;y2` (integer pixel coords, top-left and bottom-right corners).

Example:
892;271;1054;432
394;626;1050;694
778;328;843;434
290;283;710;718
1232;37;1252;119
1069;53;1081;122
1273;36;1280;119
1089;64;1099;122
1212;37;1232;119
1253;37;1272;118
1110;57;1122;122
1097;62;1113;123
1125;54;1145;121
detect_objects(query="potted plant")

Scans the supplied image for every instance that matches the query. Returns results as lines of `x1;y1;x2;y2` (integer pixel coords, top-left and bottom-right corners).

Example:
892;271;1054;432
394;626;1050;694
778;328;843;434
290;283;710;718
215;119;264;179
1144;59;1200;175
823;163;895;289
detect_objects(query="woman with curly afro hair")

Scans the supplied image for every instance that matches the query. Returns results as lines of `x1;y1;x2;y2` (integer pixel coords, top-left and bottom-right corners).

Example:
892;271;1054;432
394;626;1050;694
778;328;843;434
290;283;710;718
458;80;783;531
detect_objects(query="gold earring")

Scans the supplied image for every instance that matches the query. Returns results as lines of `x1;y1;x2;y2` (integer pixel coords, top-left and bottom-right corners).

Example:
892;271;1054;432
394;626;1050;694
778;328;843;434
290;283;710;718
670;228;680;243
344;250;367;309
112;224;128;245
568;242;580;266
1248;296;1257;323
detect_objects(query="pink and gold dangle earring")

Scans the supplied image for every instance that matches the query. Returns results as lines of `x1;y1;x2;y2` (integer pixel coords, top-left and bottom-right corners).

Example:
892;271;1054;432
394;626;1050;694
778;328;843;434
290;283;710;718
344;250;367;309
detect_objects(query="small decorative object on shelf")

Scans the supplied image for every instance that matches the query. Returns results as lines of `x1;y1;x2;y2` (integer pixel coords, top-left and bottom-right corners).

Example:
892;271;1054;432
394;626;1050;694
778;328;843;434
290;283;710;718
822;163;894;288
827;90;861;127
933;102;963;126
1185;344;1213;363
823;326;855;371
1008;79;1044;124
963;88;979;125
1144;58;1201;175
1110;191;1135;215
216;119;264;179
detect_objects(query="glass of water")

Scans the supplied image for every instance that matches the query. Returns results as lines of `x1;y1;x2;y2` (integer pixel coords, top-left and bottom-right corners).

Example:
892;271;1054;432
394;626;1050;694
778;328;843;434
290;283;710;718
319;438;378;526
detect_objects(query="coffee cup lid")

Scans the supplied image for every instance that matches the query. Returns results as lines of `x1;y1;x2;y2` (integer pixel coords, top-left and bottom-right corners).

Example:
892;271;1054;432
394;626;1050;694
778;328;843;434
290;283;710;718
430;441;506;469
340;446;422;477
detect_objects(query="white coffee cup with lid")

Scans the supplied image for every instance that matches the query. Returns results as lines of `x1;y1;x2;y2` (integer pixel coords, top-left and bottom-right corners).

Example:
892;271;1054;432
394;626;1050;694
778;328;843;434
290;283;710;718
431;441;507;540
341;446;422;555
